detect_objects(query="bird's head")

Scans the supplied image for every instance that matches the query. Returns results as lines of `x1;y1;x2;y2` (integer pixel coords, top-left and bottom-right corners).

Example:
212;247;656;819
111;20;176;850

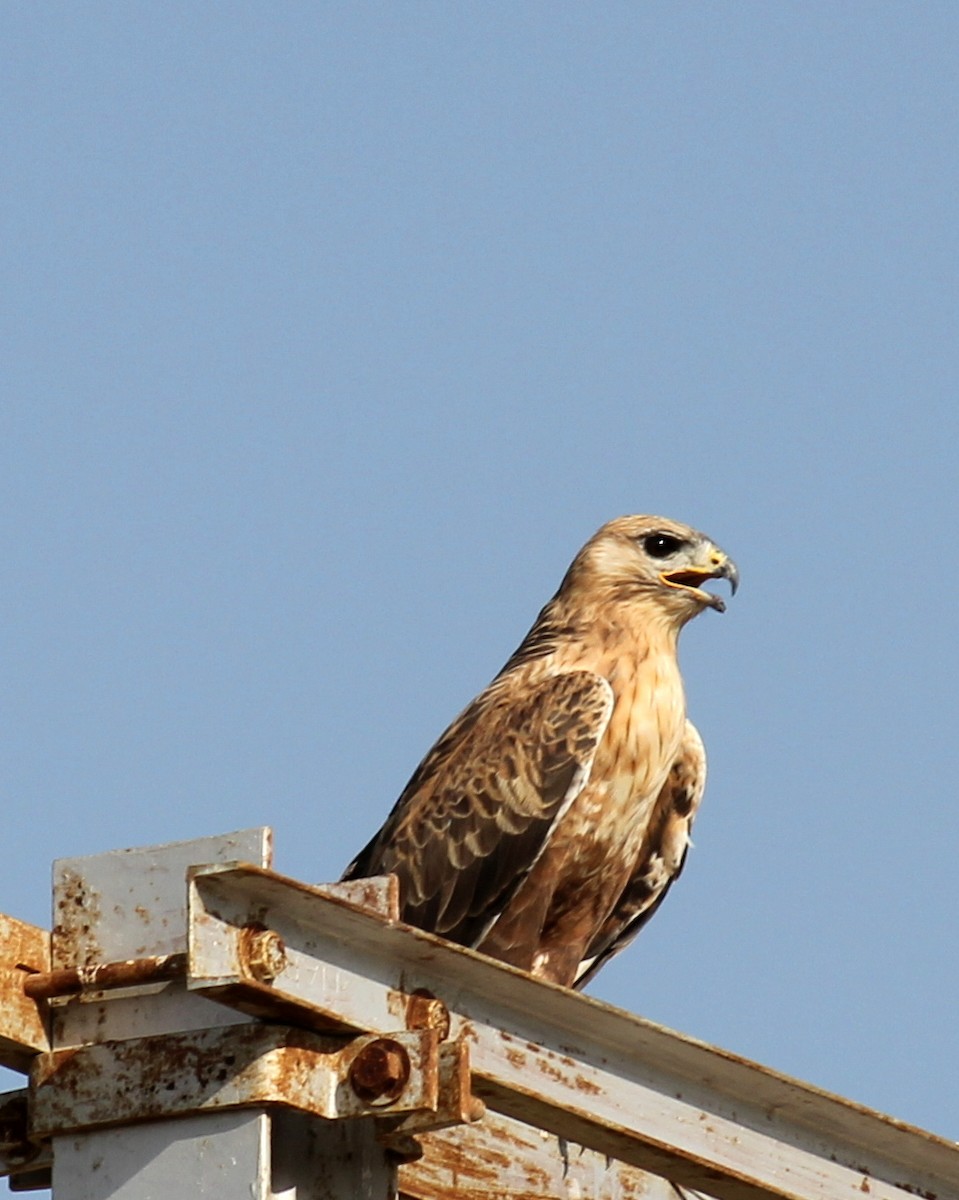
565;515;739;625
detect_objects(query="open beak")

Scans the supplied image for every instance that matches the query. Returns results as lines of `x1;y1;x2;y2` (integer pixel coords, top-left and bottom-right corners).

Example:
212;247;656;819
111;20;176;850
660;552;739;613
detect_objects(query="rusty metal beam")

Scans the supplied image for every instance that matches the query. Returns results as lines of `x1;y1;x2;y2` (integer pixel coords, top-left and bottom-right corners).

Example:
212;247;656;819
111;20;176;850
400;1109;681;1200
187;862;959;1200
0;916;50;1070
30;1025;447;1136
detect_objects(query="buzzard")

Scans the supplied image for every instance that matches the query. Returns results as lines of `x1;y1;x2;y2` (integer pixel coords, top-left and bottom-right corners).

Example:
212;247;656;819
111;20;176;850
343;515;737;988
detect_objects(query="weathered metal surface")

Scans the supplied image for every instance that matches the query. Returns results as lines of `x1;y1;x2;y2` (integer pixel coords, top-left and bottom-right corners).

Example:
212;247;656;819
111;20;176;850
53;829;273;967
47;831;294;1200
271;1110;400;1200
401;1110;681;1200
188;863;959;1200
52;828;273;1049
318;873;400;920
382;1037;484;1146
405;990;451;1041
238;924;287;982
0;915;50;1070
54;1111;272;1200
31;1024;442;1136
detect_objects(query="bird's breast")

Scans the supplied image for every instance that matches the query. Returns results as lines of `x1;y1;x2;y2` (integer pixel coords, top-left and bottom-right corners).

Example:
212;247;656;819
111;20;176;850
591;647;686;801
539;647;688;894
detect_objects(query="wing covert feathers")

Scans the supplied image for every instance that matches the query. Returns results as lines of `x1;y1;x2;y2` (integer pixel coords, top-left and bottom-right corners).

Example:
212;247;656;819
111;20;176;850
344;671;614;947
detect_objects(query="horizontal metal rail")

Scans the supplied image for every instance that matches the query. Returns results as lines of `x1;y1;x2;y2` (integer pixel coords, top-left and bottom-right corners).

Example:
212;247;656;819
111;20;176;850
187;862;959;1200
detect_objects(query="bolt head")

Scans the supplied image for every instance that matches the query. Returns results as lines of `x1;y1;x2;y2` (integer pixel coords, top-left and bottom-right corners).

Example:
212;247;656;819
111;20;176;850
348;1038;411;1106
239;925;287;983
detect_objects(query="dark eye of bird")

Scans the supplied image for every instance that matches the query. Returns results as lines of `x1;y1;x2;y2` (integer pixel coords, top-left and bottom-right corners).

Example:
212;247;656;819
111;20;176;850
643;533;683;558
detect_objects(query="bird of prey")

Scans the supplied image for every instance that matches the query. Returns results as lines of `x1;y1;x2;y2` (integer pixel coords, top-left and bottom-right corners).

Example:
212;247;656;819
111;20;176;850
343;515;737;988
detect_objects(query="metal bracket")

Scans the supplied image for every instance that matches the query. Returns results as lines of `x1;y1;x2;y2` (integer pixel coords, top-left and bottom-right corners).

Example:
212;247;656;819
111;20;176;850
29;1024;470;1136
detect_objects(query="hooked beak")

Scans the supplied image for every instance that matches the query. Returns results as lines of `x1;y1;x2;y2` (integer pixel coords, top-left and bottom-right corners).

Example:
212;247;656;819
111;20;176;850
660;551;739;613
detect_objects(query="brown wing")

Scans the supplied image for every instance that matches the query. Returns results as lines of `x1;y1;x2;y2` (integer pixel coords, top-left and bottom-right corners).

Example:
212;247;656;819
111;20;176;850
573;719;706;988
343;670;613;947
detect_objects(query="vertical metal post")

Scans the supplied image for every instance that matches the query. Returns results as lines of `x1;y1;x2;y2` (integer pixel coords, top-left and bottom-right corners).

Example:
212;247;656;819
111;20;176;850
46;829;397;1200
271;1113;397;1200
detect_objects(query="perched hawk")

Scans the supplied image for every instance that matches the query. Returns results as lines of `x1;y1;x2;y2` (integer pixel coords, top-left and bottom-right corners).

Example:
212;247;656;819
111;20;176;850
343;516;737;988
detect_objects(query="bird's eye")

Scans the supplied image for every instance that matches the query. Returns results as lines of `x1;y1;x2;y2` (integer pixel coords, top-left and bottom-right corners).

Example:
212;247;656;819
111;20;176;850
643;533;683;558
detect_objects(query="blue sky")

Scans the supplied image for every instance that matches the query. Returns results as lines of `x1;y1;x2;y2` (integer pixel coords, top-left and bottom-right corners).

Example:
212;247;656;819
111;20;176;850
2;2;958;1169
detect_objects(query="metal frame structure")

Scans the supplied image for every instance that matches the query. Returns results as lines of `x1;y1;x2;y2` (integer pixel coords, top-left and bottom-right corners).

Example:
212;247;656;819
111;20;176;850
0;828;956;1199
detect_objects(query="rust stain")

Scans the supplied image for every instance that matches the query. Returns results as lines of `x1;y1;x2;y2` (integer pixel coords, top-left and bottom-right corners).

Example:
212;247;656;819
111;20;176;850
0;914;51;1066
53;870;102;968
348;1038;412;1106
406;989;451;1042
531;1055;571;1087
337;875;400;920
403;1111;655;1200
505;1046;527;1071
237;924;286;984
23;953;187;1001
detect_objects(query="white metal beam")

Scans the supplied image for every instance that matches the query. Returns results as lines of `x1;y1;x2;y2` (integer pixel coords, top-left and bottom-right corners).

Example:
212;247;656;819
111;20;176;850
187;862;959;1200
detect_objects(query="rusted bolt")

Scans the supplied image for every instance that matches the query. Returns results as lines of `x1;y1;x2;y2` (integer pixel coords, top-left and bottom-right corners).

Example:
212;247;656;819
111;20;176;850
239;924;287;983
348;1038;411;1106
406;989;450;1041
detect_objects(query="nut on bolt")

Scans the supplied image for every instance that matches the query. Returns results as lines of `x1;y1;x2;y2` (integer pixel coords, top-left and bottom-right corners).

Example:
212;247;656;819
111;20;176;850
406;989;450;1041
239;924;287;983
348;1038;411;1106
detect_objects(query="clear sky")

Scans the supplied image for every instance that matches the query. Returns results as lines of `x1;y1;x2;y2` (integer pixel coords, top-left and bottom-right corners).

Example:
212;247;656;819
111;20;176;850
2;2;958;1176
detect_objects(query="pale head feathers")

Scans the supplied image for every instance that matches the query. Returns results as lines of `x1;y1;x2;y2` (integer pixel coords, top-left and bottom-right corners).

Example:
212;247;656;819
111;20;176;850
558;515;738;628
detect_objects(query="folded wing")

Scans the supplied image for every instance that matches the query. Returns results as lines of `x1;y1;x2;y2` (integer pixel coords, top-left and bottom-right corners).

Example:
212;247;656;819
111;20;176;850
343;670;614;948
